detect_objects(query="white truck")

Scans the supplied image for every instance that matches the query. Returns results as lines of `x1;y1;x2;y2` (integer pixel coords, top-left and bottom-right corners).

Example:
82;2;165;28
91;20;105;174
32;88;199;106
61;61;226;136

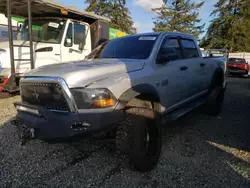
0;0;111;92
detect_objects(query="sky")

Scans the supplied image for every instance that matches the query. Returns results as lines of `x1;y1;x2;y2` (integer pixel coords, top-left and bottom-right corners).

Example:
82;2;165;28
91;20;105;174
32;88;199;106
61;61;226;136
57;0;218;37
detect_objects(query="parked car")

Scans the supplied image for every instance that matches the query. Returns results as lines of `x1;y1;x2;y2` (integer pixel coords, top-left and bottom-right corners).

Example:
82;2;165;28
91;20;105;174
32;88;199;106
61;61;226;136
13;32;227;172
227;57;249;77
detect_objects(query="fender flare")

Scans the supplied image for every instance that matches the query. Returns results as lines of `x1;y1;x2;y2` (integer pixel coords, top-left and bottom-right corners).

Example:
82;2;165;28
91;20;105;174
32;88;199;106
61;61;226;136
209;67;224;91
115;84;160;110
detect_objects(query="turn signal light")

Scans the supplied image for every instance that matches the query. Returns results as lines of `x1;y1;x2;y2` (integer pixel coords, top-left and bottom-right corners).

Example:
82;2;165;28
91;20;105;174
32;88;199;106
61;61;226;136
91;99;114;108
61;9;68;15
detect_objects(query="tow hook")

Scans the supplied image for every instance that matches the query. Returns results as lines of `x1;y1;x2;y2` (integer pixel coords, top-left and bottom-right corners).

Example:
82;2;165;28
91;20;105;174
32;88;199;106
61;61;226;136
11;118;35;145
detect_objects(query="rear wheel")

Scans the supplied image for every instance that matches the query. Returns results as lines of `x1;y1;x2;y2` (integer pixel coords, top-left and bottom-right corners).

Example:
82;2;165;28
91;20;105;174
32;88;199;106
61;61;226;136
204;85;224;116
116;107;162;172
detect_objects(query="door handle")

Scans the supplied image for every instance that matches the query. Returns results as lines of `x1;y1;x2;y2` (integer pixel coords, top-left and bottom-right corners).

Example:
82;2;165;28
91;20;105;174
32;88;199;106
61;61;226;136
180;66;188;71
200;63;206;67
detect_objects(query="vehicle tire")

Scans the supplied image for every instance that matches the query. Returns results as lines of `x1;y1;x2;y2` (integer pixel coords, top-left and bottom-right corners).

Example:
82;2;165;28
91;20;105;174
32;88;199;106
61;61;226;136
116;107;162;172
204;85;224;116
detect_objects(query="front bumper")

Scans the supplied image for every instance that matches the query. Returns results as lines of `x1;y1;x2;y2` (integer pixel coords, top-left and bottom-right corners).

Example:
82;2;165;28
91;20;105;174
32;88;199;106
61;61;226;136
14;102;124;139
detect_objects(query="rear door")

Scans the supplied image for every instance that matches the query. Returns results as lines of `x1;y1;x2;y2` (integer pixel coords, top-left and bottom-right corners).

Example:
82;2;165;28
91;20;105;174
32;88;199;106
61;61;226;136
179;38;209;96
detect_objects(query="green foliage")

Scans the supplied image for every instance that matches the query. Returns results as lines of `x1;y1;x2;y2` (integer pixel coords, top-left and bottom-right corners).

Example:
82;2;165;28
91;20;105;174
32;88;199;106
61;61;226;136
200;0;250;52
152;0;205;39
85;0;135;34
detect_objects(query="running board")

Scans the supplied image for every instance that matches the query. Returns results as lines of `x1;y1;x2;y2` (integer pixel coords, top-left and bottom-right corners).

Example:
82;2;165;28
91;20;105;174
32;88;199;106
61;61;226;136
161;98;206;125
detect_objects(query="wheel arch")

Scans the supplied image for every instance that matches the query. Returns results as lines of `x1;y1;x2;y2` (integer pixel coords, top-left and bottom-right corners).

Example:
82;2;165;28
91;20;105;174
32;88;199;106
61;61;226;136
209;67;224;90
115;84;161;112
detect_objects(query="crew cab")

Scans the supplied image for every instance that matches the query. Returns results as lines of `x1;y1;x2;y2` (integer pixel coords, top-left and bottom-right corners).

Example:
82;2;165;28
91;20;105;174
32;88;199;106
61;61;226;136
13;32;227;172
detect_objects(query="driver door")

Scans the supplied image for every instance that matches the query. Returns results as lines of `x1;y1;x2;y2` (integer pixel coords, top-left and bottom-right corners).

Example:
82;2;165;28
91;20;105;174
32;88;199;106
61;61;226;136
155;37;190;111
61;21;90;62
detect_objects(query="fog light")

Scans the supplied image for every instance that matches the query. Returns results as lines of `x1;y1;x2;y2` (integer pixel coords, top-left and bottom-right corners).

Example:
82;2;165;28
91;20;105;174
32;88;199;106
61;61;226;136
16;105;40;116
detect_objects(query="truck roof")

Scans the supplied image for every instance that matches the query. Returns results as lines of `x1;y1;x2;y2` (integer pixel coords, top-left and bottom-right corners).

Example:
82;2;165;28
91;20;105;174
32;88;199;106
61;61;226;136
0;0;110;23
119;32;195;40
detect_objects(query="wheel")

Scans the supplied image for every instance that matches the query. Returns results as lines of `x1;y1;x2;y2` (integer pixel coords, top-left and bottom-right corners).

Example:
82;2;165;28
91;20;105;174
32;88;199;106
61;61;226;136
204;85;224;116
116;107;162;172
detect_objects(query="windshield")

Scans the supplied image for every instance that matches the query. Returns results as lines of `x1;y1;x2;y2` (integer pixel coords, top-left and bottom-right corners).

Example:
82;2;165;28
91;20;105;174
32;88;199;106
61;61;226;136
100;35;158;59
85;41;109;60
228;58;246;64
18;19;66;44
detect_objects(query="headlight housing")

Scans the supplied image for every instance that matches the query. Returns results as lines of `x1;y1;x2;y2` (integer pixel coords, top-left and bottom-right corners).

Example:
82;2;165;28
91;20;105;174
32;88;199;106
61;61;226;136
70;88;117;109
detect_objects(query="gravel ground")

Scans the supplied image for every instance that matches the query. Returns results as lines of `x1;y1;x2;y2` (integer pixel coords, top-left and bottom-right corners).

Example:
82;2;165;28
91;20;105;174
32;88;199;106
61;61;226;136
0;77;250;188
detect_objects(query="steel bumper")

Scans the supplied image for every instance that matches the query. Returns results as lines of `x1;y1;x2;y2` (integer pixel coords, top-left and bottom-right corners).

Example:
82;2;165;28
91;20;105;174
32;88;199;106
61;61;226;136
13;102;124;139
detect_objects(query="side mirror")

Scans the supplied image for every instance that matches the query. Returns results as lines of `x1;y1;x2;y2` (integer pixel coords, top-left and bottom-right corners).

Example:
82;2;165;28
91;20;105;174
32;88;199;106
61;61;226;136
156;48;179;64
65;38;72;47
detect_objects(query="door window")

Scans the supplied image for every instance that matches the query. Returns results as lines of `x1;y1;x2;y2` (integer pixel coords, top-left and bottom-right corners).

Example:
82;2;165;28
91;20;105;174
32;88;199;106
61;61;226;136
74;24;86;45
181;39;199;59
159;38;182;62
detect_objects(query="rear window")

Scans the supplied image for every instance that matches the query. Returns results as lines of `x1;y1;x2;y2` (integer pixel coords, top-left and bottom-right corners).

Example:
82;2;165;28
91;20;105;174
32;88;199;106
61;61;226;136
181;39;199;58
100;35;158;59
228;58;246;64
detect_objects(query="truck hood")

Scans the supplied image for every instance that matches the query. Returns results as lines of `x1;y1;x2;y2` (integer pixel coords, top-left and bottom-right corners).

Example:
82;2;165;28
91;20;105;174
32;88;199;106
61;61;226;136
24;59;145;88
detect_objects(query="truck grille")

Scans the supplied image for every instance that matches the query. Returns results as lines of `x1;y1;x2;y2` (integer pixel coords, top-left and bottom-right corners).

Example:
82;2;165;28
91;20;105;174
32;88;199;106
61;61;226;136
20;82;70;111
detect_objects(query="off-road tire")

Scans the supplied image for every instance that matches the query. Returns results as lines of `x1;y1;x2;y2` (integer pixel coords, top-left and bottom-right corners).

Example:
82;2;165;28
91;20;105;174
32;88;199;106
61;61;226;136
204;85;224;116
116;107;162;172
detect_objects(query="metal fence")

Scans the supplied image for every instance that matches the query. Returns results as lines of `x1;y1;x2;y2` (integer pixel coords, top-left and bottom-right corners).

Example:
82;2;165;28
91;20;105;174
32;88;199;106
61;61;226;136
229;53;250;63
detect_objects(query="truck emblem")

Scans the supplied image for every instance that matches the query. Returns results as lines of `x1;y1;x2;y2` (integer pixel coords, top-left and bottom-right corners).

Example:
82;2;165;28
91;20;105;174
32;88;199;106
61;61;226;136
32;89;39;101
53;93;61;100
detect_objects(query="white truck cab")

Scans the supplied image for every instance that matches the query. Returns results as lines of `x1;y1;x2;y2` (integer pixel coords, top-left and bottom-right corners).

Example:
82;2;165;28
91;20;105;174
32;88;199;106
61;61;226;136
0;0;111;92
0;17;92;76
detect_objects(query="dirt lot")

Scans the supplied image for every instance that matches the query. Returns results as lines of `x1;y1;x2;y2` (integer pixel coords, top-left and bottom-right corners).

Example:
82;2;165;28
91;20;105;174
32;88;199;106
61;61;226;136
0;77;250;188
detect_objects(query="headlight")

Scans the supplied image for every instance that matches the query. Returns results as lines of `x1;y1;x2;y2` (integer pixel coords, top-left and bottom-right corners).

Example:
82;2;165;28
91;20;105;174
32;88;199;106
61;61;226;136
70;88;117;109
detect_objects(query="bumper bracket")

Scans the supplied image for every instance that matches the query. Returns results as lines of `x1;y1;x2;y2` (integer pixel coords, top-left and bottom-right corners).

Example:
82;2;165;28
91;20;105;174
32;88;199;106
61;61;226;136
11;118;36;145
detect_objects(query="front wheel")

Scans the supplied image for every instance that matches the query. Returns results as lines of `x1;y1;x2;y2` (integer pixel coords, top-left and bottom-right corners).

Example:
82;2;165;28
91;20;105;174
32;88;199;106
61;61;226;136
116;107;162;172
204;85;225;116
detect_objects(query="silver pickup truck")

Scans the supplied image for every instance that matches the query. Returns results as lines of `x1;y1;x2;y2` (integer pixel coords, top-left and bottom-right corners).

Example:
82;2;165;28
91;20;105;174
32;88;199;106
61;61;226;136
13;32;227;172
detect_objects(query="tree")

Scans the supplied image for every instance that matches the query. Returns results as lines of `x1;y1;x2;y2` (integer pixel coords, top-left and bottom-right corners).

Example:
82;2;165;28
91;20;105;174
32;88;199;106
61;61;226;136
85;0;135;34
152;0;205;39
200;0;250;52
